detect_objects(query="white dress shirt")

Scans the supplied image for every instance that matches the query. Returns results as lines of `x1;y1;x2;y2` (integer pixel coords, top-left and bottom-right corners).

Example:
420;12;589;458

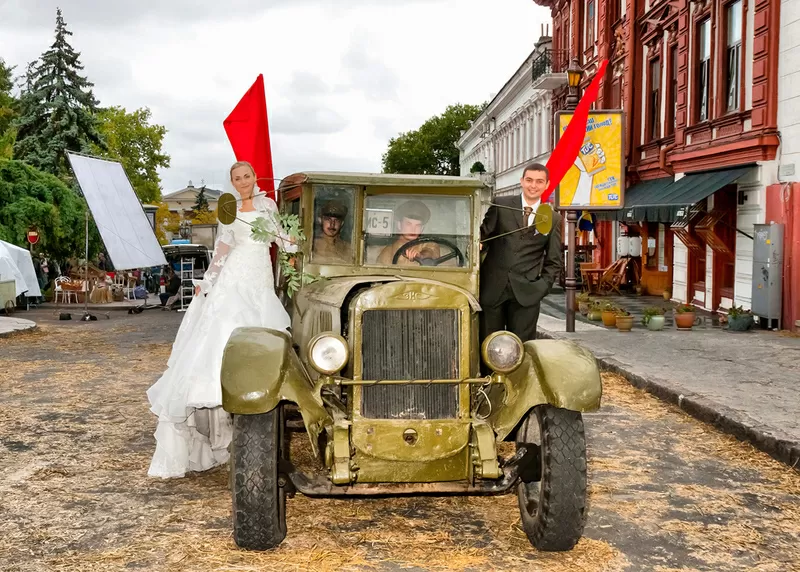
521;195;540;227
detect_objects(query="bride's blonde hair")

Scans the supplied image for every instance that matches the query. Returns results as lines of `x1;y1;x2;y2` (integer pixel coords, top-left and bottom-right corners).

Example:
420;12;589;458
230;161;256;179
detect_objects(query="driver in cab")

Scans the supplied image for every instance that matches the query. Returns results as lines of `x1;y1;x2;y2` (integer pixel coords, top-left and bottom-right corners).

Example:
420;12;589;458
377;200;440;266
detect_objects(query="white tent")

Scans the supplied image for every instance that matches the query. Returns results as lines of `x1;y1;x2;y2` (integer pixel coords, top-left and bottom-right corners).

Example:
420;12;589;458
0;240;41;297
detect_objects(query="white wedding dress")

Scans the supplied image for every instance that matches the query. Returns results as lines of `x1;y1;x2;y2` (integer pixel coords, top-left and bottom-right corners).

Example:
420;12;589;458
147;195;296;478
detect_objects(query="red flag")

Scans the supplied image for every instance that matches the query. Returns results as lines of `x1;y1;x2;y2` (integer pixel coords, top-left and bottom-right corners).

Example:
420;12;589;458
224;74;276;200
542;60;609;204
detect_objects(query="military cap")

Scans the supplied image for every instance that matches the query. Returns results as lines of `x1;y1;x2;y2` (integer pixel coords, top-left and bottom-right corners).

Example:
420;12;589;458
320;200;348;219
395;200;431;225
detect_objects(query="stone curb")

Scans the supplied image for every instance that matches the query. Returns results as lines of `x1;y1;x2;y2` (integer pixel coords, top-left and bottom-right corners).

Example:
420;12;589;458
537;327;800;471
37;302;157;313
0;321;37;339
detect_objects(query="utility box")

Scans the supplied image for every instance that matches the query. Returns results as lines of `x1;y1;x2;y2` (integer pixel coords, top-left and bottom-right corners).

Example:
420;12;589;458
751;223;784;330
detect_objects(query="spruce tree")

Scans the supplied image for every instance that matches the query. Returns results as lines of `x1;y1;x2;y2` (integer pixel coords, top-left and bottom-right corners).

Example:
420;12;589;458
0;58;16;158
193;186;210;212
14;8;103;178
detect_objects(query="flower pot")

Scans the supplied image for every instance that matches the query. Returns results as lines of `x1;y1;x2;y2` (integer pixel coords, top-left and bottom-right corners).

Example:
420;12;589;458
587;309;603;321
646;315;665;331
601;311;617;327
674;312;695;330
663;291;671;301
615;315;634;332
727;314;754;332
578;301;591;315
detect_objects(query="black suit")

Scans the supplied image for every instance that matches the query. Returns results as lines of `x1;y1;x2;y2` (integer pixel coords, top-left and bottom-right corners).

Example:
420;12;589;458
479;195;563;342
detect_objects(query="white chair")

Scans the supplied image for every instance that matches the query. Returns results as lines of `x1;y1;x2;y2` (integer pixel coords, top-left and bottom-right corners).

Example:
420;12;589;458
54;276;77;305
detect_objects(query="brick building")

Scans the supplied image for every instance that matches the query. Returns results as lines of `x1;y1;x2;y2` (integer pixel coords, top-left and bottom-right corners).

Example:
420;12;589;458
534;0;795;327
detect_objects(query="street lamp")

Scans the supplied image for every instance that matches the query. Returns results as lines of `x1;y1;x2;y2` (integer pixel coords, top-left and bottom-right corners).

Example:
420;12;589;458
564;58;584;333
566;58;584;111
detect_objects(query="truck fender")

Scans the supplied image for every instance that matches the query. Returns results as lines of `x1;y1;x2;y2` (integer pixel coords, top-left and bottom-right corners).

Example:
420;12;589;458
220;327;332;457
490;339;602;441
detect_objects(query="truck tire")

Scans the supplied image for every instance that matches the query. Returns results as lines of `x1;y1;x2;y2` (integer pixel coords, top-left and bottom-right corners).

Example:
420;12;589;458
516;404;587;551
231;408;287;550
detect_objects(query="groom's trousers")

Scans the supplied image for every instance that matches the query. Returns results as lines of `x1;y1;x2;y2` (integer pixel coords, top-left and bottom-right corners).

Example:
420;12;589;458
479;281;541;344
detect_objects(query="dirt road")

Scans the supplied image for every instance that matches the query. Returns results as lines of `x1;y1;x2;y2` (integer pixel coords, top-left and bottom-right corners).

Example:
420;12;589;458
0;311;798;571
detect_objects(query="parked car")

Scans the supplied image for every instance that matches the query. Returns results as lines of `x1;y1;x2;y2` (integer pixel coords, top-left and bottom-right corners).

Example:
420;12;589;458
219;172;602;552
161;243;211;281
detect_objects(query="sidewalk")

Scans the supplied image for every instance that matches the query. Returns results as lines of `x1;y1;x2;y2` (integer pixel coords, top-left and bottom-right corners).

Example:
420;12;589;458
538;293;800;469
0;317;36;338
37;293;162;312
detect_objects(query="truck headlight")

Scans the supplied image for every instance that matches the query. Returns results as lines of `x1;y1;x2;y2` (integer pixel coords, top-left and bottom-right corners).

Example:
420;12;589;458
308;333;349;375
481;331;524;374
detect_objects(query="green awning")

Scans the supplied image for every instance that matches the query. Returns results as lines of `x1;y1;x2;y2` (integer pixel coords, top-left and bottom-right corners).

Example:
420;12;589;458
596;167;751;223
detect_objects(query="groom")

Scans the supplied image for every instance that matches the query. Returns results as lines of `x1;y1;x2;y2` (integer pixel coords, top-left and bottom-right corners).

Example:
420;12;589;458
479;163;563;344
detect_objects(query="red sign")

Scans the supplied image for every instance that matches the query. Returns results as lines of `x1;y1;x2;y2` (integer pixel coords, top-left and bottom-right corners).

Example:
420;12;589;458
27;228;39;245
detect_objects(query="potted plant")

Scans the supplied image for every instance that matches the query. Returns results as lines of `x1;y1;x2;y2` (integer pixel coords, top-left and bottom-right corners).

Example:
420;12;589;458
615;309;634;332
577;292;592;315
726;305;754;332
587;301;603;322
642;307;666;331
674;303;696;330
601;303;618;327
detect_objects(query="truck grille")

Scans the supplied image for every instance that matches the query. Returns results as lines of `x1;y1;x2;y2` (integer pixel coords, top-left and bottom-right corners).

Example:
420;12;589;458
361;309;460;419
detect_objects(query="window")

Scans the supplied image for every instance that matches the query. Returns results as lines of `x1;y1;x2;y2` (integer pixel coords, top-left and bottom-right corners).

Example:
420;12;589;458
726;1;743;112
363;194;471;268
311;185;356;265
649;59;661;140
610;79;622;109
668;45;678;134
586;1;596;47
697;19;711;122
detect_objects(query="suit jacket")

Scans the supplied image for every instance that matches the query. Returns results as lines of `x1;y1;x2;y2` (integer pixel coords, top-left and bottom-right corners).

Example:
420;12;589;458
479;195;563;307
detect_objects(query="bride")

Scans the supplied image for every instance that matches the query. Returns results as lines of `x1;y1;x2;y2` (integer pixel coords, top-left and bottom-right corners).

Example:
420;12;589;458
147;161;296;478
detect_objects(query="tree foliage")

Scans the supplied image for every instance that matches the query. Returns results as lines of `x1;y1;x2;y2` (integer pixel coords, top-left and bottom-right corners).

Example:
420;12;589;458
13;8;104;179
154;202;180;245
0;158;101;258
192;207;218;225
0;57;17;159
93;106;170;203
382;103;483;176
193;186;209;212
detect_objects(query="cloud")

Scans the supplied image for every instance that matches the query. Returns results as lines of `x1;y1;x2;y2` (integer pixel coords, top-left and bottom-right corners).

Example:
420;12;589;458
0;0;551;197
271;104;348;135
340;33;400;102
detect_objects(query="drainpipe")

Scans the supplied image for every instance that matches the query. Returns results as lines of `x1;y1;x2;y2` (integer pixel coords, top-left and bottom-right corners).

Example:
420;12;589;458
624;1;638;172
659;142;677;176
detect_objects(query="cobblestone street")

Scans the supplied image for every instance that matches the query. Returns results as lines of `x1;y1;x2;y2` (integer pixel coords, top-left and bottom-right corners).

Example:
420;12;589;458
0;311;798;571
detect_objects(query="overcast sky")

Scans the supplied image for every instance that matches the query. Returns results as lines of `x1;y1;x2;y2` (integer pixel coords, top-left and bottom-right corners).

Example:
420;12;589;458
0;0;550;193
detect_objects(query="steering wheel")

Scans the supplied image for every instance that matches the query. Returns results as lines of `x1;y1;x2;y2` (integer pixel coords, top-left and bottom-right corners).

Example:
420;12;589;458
391;236;466;267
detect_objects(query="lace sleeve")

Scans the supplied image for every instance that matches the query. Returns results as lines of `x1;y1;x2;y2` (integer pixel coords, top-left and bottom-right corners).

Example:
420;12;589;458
192;223;236;294
262;197;299;253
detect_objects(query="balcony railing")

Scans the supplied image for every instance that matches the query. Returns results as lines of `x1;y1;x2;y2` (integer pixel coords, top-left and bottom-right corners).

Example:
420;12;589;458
531;49;569;85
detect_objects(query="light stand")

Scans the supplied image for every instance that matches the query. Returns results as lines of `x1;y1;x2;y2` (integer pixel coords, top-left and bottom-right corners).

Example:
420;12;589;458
80;210;96;321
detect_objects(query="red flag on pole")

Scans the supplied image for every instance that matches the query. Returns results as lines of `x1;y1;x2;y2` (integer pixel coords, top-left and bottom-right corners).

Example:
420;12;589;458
223;74;276;200
542;60;609;204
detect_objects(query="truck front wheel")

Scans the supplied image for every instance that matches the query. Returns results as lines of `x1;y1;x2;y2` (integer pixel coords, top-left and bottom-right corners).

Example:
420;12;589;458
231;408;287;550
516;404;587;551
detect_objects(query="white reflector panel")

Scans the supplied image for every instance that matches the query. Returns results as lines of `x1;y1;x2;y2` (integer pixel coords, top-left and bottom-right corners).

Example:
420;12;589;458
67;152;167;270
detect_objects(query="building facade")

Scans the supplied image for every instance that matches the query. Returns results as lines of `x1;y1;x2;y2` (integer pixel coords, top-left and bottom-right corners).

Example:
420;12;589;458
535;0;794;328
457;36;555;197
162;182;221;216
773;0;800;330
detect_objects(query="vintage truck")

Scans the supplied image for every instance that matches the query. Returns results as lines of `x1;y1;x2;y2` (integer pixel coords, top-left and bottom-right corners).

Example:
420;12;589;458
218;172;602;552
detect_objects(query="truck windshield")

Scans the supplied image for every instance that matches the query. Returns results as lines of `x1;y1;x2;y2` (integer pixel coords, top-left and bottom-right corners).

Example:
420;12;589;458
363;194;471;268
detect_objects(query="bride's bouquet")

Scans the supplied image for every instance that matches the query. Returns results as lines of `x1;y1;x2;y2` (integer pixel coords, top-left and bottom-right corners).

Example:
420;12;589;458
250;212;319;297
